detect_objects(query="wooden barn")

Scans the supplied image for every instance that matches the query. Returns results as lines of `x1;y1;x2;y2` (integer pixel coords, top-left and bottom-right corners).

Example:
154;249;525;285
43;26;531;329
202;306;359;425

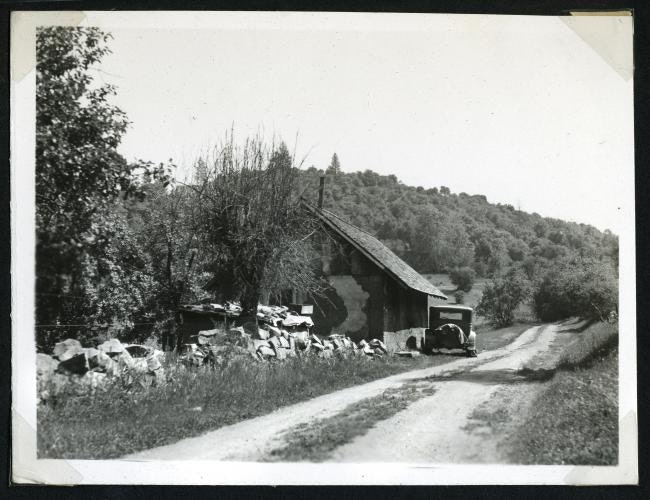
298;199;447;342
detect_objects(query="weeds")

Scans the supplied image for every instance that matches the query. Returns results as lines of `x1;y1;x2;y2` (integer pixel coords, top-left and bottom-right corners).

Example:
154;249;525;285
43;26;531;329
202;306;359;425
518;321;618;380
477;323;533;352
38;322;537;459
38;351;454;458
509;321;619;464
556;322;618;369
508;347;618;465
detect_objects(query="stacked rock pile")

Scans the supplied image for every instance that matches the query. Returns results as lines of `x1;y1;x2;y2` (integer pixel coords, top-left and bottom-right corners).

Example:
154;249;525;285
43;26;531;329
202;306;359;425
37;338;165;401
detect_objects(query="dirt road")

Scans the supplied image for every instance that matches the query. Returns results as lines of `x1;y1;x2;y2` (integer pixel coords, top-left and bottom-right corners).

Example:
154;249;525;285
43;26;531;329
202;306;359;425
124;323;559;463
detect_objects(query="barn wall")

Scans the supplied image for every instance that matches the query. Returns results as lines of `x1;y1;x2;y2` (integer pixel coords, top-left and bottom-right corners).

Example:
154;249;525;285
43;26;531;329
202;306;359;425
301;227;436;342
307;235;387;341
383;282;430;333
408;290;430;328
326;275;369;337
311;272;385;342
427;294;447;326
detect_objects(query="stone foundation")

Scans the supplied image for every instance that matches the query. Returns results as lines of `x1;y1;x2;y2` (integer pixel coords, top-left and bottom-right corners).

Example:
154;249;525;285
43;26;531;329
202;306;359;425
383;327;426;353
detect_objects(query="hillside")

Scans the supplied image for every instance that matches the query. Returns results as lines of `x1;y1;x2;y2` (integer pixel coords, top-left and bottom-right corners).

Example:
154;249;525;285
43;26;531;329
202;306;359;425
298;167;618;281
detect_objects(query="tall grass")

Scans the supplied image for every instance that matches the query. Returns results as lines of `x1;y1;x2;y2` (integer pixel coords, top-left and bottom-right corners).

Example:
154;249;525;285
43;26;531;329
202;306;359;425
510;347;618;465
556;321;618;369
38;351;454;459
38;319;540;459
509;321;619;464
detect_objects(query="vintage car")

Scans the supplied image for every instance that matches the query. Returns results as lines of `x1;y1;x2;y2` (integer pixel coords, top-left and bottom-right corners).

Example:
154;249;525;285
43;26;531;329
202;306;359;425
424;305;477;357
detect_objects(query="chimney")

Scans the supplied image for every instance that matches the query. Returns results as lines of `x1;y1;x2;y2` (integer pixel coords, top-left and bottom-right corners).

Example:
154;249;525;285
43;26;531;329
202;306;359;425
318;175;325;209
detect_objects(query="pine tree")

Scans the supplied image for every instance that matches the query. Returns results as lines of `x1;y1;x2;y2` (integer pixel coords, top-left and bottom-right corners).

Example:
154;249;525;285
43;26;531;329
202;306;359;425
326;153;341;175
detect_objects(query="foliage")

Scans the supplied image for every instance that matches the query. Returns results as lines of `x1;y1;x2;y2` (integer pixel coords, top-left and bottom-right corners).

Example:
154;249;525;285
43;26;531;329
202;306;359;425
533;258;618;322
35;27;171;349
476;270;532;327
449;266;476;292
38;351;458;459
453;290;465;304
409;209;475;272
298;168;618;281
127;181;212;311
190;137;321;329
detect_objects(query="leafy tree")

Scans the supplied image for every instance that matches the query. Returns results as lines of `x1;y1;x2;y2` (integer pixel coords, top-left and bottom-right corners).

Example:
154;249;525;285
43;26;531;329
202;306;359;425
409;208;474;272
507;238;529;261
35;27;169;347
130;181;210;310
476;269;531;327
533;258;618;322
472;230;511;276
449;266;476;292
192;137;321;332
75;208;157;339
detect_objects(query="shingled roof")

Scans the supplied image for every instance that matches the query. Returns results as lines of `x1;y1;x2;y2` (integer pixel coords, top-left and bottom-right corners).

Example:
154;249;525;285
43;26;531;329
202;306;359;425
303;202;447;299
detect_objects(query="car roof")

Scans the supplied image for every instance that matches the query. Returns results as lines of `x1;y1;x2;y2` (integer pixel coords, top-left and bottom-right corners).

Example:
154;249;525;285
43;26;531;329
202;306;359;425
430;305;473;312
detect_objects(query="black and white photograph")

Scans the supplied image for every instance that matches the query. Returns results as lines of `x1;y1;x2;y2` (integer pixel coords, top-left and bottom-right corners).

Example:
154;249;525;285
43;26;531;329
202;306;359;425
10;10;637;485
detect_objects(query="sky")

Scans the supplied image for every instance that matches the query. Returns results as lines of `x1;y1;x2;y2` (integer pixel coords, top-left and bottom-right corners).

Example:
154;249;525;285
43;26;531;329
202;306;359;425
91;13;633;233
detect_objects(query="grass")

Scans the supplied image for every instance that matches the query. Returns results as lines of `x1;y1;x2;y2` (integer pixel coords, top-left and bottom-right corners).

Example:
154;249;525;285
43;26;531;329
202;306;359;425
476;323;534;352
519;321;619;380
556;321;619;368
38;350;457;459
38;308;537;459
264;381;437;462
508;321;619;465
509;346;618;464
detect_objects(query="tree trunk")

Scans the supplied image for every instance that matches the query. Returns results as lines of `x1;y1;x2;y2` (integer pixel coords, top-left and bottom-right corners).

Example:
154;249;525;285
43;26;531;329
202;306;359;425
237;286;259;334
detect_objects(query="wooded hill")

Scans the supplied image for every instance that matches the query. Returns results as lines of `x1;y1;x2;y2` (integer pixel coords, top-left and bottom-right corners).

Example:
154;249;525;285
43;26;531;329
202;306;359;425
298;167;618;281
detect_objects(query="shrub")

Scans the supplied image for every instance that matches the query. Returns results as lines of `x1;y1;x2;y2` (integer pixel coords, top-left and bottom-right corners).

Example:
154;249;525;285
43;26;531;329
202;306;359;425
454;291;465;304
533;259;618;322
476;270;531;327
449;266;476;292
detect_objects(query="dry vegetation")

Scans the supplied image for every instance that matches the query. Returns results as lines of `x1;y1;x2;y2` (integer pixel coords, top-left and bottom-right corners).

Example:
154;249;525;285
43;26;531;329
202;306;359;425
511;321;618;464
38;319;530;459
38;350;456;458
510;345;618;464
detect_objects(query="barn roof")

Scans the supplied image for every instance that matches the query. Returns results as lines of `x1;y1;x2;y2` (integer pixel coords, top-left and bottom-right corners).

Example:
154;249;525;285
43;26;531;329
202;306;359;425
303;202;447;299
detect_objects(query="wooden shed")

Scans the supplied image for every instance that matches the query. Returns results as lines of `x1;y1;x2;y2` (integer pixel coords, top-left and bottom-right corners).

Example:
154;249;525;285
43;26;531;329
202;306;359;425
299;202;447;342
